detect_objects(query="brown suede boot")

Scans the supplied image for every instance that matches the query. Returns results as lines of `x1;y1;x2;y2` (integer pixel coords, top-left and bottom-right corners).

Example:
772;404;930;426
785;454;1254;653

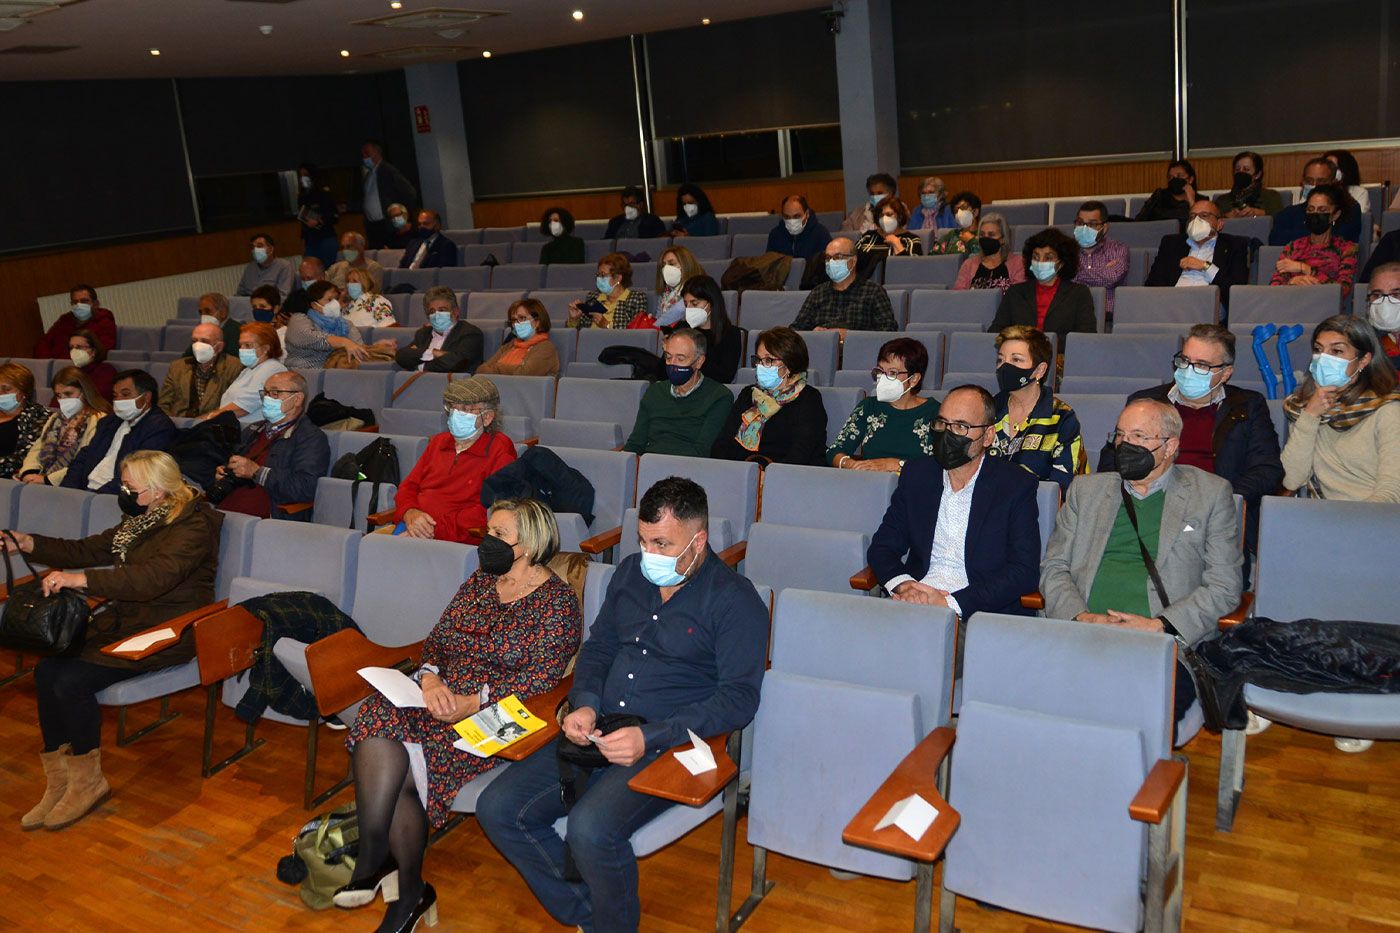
21;745;70;830
43;747;110;830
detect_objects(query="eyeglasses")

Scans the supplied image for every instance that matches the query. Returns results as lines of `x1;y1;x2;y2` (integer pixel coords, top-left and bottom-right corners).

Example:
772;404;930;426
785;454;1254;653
871;367;909;380
443;403;486;415
258;388;303;400
1171;353;1229;375
1077;219;1106;230
1108;430;1166;445
934;417;990;437
663;352;697;365
1304;209;1334;216
751;355;783;367
826;253;854;261
1366;289;1400;302
1186;211;1218;221
118;484;149;498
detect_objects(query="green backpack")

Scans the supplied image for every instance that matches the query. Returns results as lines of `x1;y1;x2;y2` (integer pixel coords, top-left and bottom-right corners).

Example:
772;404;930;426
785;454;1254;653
279;804;360;909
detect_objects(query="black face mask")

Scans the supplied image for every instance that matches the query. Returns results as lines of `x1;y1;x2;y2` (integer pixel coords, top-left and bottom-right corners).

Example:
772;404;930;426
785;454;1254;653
1167;176;1187;195
1304;212;1333;235
1232;171;1256;192
1115;442;1160;481
996;361;1038;394
931;428;977;471
977;236;1002;256
117;488;145;517
252;308;275;323
478;534;516;576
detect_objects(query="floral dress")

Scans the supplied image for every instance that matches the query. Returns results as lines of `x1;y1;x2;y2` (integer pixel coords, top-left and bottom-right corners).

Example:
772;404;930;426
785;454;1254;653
347;570;581;828
824;396;941;464
346;294;397;328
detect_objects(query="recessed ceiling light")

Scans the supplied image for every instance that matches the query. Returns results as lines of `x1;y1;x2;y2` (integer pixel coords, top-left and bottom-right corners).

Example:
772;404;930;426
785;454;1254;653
571;9;583;20
481;49;491;57
702;18;711;25
339;49;350;57
389;0;401;6
148;47;160;55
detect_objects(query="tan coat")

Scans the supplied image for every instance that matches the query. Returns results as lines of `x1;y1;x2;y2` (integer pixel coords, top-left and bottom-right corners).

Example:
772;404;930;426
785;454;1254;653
476;337;561;377
17;411;105;485
158;355;243;418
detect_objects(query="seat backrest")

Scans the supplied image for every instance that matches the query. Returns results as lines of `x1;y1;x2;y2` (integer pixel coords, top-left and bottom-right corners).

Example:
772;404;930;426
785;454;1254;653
465;290;525;323
1062;332;1181;379
576;327;658;364
1219;214;1272;245
458;243;503;265
1049;196;1127;224
988;201;1049;226
485;264;544;290
383;268;438;291
1229;283;1343;324
544;264;599;290
214;510;258;602
679;235;732;260
761;464;896;535
85;494;123;536
117;326;163;352
812;385;868;447
1058;375;1159;395
321;370;394;416
0;477;21;530
377;408;444;438
16;484;90;539
882;255;964;288
436;267;493;292
637;453;760;538
907;288;1000;326
351;534;478;645
326;431;427;479
244;519;360;611
553;377;649;437
737;291;808;331
723;214;776;236
1035;481;1061;557
581;560;616;642
549;446;637;532
312;476;398;532
839;330;944;388
480;226;525;243
1111;286;1219;328
1058;394;1133;454
744;522;869;596
944;330;998;376
489;373;557;423
730;233;769;256
1108;218;1180;249
390;371;451;410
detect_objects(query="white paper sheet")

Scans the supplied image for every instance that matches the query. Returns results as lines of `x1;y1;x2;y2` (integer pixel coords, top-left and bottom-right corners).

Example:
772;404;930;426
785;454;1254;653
358;667;425;708
673;729;717;776
873;793;939;841
111;627;176;654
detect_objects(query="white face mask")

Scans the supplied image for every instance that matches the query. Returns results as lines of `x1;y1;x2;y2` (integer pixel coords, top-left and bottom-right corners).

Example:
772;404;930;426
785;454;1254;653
684;305;709;328
683;202;699;218
1370;295;1400;332
955;208;975;228
1186;216;1215;242
70;349;93;368
57;397;83;419
548;220;564;237
879;214;899;233
318;299;341;317
661;264;683;288
191;341;216;364
199;314;219;325
623;205;640;221
113;397;142;421
874;373;907;403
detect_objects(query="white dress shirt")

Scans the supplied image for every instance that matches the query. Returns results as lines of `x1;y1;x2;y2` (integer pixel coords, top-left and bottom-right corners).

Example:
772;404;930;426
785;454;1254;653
883;458;984;616
418;329;448;371
1177;236;1220;288
220;357;288;426
87;409;146;490
363;167;383;222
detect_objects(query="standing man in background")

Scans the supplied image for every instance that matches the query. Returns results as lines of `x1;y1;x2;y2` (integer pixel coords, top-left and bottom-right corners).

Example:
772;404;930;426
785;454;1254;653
360;140;419;249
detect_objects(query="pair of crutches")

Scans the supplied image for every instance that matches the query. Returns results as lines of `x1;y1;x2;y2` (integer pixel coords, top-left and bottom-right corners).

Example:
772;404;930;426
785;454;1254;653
1251;323;1304;400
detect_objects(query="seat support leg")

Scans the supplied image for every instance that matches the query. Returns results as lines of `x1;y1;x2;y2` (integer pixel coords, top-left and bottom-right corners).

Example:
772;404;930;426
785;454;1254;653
117;695;180;747
714;733;742;933
0;651;32;687
914;862;935;933
938;872;957;933
1216;727;1245;832
201;684;265;778
728;846;773;931
1145;755;1187;933
427;813;466;847
303;719;354;810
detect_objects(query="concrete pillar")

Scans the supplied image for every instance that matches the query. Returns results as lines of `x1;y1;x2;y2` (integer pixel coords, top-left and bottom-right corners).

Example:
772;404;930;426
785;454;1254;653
403;62;475;229
834;0;901;211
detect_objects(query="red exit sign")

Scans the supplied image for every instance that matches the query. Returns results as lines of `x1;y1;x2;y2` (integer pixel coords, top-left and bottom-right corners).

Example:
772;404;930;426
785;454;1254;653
414;105;431;134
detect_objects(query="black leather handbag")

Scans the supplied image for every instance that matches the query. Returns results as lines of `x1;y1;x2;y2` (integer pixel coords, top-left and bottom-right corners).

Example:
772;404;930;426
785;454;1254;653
0;531;93;656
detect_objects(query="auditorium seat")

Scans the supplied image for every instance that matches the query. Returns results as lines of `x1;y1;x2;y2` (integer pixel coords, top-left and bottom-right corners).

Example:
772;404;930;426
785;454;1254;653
312;476;397;532
326;431;428;480
608;455;759;562
742;328;836;384
615;237;669;258
436;266;492;291
480;226;525;244
464;290;524;323
730;233;769;256
117;325;163;352
761;463;896;537
576;327;658;366
370;326;417;348
907;287;1000;328
390;371;451;410
722;214;776;236
1049;196;1127;223
375;248;405;267
1220;215;1272;245
375;408;442;439
583;239;615;262
1111;285;1220;331
547;446;638;547
0;478;20;530
742;522;870;596
1107;219;1180;249
1251;245;1284;285
1059;375;1161;395
382;268;437;292
987;200;1049;226
678;235;731;260
737;290;808;331
1058;393;1137;459
812;385;868;447
443;228;482;245
1062;332;1182;383
15;483;90;541
458;243;506;265
537;377;648;450
573;219;611;240
882;255;963;288
544;264;599;290
839;330;943;388
1228;283;1344;325
160;324;195;351
485;264;544;290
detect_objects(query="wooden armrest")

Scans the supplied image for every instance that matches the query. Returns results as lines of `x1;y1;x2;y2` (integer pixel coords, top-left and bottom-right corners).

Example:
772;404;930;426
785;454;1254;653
305;628;423;718
391;370;425;401
366;508;397;530
580;526;622;555
628;734;737;806
1129;757;1187;824
1020;591;1045;610
1218;591;1254;629
355;425;380;433
842;727;960;862
850;566;878;591
717;541;746;568
99;598;229;661
498;677;574;761
280;501;314;516
191;604;261;683
521;436;540;446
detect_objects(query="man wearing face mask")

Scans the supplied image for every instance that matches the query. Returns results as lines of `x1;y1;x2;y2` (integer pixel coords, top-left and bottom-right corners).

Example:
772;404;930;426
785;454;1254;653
791;238;897;335
182;293;241;359
842;172;898;234
395;287;483;373
1363;263;1400;367
398;209;456;271
604;185;666;240
909;176;956;232
1042;399;1242;740
278;257;327;320
867;385;1041;630
1213;151;1282;218
35;285;117;359
390;377;517;543
236;233;295;299
1098;325;1281;565
385;203;417;249
623;328;733;457
1070;201;1130;318
477;476;767;933
326;231;385;293
158;323;243;419
62;370;176;495
1145;198;1251;312
765;194;832;260
215;371;328;520
1269;159;1363;246
360;140;419;250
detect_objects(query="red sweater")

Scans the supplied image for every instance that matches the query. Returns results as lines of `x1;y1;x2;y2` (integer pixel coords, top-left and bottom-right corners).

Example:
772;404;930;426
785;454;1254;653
1175;401;1217;474
35;307;118;358
1034;280;1059;330
394;430;517;544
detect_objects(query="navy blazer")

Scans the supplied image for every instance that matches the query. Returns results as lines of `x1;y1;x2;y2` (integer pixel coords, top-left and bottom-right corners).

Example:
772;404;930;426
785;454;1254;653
237;417;330;519
397;233;457;269
61;406;177;495
1145;232;1252;310
867;455;1041;620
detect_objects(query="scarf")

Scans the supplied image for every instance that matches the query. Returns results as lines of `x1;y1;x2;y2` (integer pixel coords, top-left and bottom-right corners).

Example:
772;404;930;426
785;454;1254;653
1230;177;1262;209
497;332;549;369
35;409;94;473
307;309;351;337
110;498;176;563
1283;388;1400;432
736;375;807;452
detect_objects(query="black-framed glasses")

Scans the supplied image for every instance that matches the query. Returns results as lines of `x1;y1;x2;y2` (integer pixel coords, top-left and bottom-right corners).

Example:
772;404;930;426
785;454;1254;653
1186;211;1218;221
1171;353;1229;375
1108;430;1166;446
118;484;150;498
1077;219;1106;230
871;367;909;380
258;388;303;400
826;253;855;261
443;403;487;416
751;355;783;367
934;417;991;437
1366;289;1400;303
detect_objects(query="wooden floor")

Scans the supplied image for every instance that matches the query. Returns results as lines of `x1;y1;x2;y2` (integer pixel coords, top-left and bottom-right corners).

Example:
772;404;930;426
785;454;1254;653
1;675;1398;933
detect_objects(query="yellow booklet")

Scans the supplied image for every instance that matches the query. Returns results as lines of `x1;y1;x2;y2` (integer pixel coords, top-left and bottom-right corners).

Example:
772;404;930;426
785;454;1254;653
452;694;546;758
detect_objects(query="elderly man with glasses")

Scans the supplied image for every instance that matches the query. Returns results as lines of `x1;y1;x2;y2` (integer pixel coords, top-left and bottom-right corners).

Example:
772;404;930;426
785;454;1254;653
214;370;329;519
790;236;898;337
1145;197;1252;313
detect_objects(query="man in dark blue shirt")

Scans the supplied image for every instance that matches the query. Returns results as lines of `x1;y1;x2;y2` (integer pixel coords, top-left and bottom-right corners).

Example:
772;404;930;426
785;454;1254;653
1269;159;1362;246
477;477;768;933
765;193;832;261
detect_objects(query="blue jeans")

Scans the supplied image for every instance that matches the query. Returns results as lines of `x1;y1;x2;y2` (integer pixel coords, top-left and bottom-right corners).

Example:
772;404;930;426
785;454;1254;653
476;743;673;933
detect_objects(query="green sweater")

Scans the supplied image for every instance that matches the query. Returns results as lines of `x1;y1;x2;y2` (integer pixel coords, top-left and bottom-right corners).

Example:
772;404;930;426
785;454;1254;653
539;235;585;265
826;396;940;464
624;378;733;457
1087;490;1165;617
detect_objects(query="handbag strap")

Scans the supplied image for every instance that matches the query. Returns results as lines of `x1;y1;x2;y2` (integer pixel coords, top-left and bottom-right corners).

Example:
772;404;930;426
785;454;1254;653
1118;484;1172;610
1;530;41;586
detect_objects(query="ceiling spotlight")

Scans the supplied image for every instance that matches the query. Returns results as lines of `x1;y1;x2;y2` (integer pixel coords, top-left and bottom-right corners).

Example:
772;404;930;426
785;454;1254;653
571;9;583;20
481;50;491;58
258;24;273;35
339;49;350;57
390;0;402;6
148;48;160;56
702;18;711;25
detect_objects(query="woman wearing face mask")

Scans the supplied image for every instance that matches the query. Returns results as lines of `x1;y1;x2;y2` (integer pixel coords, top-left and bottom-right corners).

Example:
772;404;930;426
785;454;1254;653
667;275;740;383
827;338;941;472
854;196;923;278
652;246;706;327
538;206;585;265
67;329;117;401
842;172;899;234
567;253;647;329
248;285;289;360
909;177;955;232
199;323;288;426
342;498;579;932
1213;151;1282;218
929;191;984;255
952;213;1025;294
295;162;340;269
1135;159;1197;223
1323;149;1369;214
989;228;1097;344
670;183;719;238
0;363;50;480
283;281;368;369
343;268;398;328
711;327;825;465
5;450;220;831
477;299;560;377
988;326;1086;491
17;367;109;485
1270;187;1359;299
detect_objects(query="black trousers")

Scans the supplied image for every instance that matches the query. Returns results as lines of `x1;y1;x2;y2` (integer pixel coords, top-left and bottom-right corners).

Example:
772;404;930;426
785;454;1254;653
1172;659;1198;745
34;658;144;754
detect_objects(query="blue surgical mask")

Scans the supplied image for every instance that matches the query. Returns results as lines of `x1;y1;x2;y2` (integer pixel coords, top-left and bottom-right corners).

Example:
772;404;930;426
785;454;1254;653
755;364;782;391
341;249;359;263
512;320;535;340
347;282;364;301
362;157;375;170
869;192;887;208
1309;352;1353;388
920;193;940;209
639;532;699;587
238;348;259;368
391;216;408;230
1173;365;1213;399
1030;260;1058;283
447;410;478;440
252;247;268;263
429;311;453;333
1073;225;1100;249
595;275;615;295
825;258;852;283
1299;184;1314;202
71;302;93;322
0;393;18;413
261;396;284;424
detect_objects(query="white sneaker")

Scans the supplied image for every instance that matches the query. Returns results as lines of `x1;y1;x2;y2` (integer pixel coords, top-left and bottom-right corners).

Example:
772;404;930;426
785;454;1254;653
1245;712;1272;735
1334;737;1374;753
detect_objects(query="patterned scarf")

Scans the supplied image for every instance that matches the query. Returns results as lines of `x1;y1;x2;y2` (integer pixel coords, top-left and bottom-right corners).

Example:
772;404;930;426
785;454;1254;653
35;409;94;473
307;308;351;337
1283;388;1400;432
110;498;176;563
736;375;807;452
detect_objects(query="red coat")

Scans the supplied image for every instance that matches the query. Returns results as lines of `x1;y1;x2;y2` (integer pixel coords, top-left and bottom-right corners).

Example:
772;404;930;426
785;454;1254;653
393;430;517;543
34;307;118;358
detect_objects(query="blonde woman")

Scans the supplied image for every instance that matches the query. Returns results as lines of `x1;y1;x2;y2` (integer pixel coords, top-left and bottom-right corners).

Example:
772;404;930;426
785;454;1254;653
4;450;222;831
654;244;705;326
17;367;109;485
344;266;398;328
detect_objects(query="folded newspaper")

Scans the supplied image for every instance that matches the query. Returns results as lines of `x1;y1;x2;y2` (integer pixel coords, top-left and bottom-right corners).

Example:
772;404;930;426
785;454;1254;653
452;694;546;758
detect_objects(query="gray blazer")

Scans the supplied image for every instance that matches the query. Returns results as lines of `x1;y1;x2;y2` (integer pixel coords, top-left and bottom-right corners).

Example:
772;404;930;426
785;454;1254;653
1040;466;1241;646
